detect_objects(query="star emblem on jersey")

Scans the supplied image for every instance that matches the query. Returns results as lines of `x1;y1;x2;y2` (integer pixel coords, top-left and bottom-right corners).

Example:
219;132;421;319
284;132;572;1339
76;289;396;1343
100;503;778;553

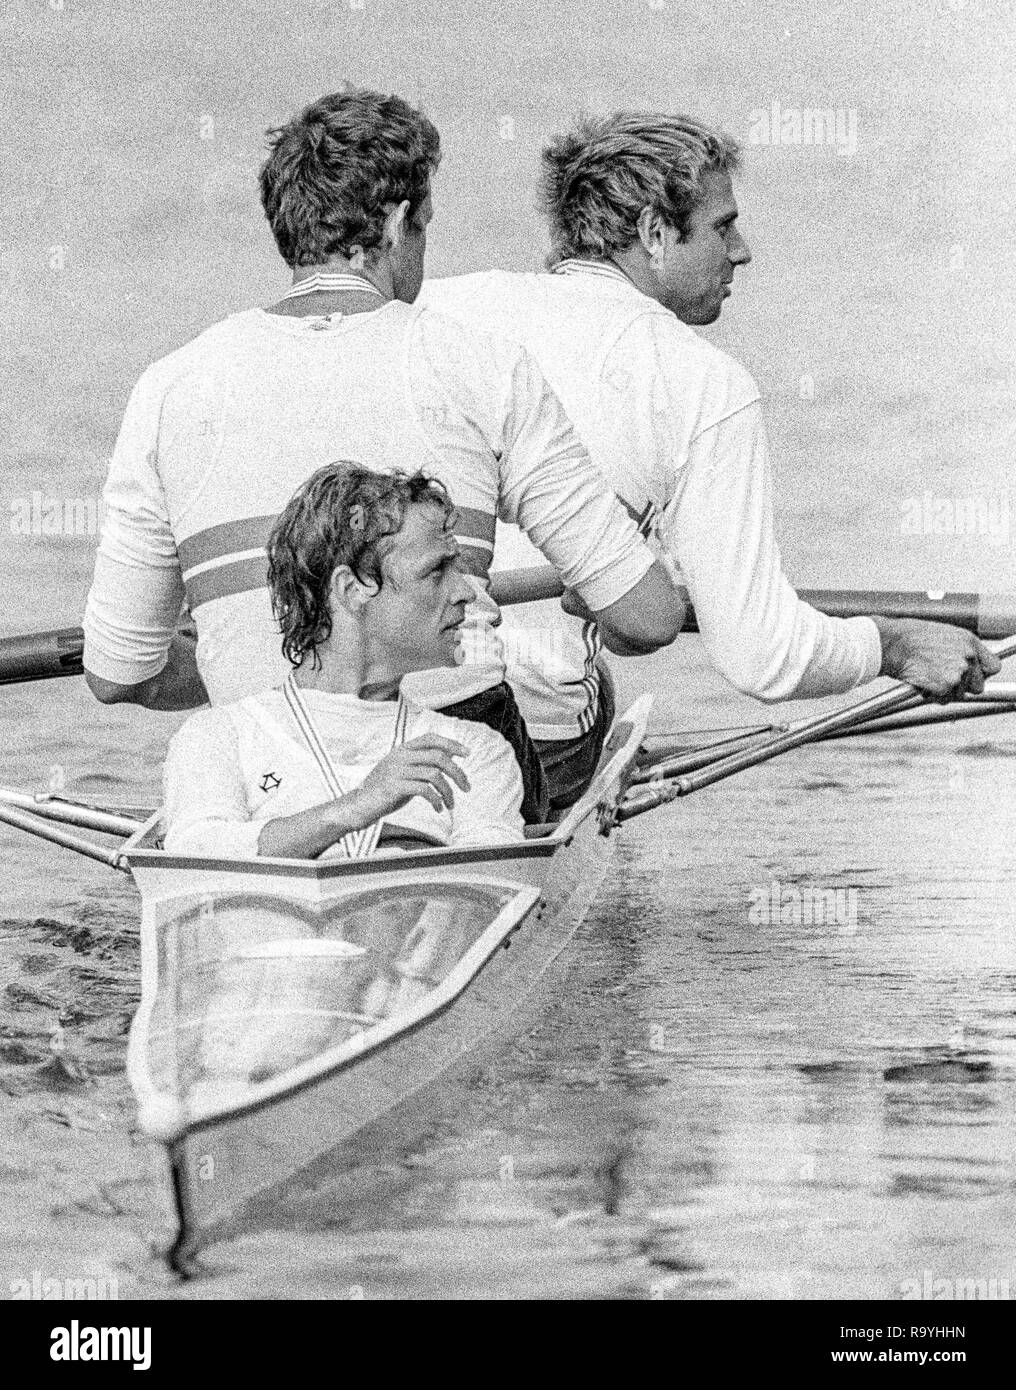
259;772;281;792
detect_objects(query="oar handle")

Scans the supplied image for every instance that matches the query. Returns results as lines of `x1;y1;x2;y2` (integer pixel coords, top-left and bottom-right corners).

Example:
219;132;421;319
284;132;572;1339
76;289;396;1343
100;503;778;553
486;570;1016;639
488;568;566;607
0;626;84;686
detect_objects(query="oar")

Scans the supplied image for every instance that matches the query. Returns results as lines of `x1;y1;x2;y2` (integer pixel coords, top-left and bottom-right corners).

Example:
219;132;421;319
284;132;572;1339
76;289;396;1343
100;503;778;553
488;569;1016;638
814;700;1016;740
0;787;142;836
0;627;84;686
613;633;1016;823
4;586;1016;687
0;802;129;869
631;726;788;784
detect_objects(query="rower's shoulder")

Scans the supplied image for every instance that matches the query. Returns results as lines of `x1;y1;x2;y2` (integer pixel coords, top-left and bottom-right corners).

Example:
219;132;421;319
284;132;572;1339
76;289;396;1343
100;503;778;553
421;268;538;312
169;688;275;747
613;311;761;406
408;291;538;386
130;310;264;394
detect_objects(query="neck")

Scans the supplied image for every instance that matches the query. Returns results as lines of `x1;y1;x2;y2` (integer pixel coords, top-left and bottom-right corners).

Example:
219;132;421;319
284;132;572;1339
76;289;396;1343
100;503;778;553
292;642;402;702
606;249;663;305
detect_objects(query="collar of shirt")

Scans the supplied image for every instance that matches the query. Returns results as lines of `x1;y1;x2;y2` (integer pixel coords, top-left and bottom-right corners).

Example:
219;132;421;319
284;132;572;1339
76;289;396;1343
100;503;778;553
551;258;646;297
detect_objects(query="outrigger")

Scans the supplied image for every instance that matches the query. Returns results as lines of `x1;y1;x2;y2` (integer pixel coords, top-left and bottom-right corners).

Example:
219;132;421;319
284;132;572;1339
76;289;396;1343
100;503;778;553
2;583;1015;1270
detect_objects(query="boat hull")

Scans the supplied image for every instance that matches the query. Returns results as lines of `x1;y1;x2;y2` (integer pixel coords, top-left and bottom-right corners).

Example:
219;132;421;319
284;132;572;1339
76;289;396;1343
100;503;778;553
123;697;651;1264
167;811;608;1256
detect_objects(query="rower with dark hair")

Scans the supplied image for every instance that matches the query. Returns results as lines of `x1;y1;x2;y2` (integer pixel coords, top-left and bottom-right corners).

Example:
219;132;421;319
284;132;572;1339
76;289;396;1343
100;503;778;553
163;462;525;859
82;87;685;828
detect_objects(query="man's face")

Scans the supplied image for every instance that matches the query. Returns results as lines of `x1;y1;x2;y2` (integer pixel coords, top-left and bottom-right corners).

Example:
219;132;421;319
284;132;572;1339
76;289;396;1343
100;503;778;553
391;189;433;303
653;170;751;324
365;501;473;674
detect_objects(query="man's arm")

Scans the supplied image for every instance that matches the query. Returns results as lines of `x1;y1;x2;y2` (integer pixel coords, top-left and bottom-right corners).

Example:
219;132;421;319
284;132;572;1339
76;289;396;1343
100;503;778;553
446;723;525;846
414;311;682;655
560;567;684;656
493;346;682;654
667;402;996;702
82;372;201;707
85;629;209;710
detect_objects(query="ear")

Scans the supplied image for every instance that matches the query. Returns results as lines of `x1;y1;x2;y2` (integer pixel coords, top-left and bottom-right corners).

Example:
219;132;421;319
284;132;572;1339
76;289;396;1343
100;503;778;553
329;564;377;617
381;200;412;252
635;206;666;258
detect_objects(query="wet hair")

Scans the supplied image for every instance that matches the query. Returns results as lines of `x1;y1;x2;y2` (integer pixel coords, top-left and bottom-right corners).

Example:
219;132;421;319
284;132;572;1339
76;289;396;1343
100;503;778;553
267;461;454;669
259;88;441;267
539;111;741;266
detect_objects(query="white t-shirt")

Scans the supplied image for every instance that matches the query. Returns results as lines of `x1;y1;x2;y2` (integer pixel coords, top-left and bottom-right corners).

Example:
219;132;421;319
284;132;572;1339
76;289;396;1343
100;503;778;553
422;263;882;737
162;687;524;859
82;300;654;709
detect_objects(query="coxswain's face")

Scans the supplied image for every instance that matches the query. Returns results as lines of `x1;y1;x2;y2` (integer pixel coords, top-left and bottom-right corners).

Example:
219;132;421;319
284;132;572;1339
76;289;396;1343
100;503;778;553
368;502;473;672
654;171;751;324
392;189;433;303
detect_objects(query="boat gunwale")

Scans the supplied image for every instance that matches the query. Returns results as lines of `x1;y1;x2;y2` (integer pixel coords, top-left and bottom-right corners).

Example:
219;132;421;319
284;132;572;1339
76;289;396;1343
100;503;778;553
121;698;652;879
125;832;565;877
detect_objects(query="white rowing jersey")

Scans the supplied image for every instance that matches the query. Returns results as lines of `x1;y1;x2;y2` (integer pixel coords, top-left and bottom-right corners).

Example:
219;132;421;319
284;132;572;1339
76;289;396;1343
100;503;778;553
162;687;524;859
82;300;654;709
421;264;881;737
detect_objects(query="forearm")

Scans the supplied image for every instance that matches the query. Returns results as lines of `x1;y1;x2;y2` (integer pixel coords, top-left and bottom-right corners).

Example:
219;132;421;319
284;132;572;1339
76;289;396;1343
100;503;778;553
256;790;373;859
86;633;209;711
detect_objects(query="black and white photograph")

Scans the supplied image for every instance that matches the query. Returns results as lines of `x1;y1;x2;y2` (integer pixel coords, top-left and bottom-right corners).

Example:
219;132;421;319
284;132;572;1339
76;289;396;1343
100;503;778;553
1;0;1013;1340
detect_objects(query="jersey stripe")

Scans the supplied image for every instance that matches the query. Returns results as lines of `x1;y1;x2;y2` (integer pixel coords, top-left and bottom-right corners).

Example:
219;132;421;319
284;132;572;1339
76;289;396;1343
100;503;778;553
450;505;496;547
184;554;269;611
178;515;276;575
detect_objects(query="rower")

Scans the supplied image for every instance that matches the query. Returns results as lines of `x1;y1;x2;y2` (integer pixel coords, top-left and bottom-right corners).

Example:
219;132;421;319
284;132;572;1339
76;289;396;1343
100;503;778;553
421;111;1000;810
162;462;525;859
81;88;684;828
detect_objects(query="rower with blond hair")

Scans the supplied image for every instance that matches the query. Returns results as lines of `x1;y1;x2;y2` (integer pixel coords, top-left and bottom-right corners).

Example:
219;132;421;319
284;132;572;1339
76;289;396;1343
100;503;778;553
422;110;999;810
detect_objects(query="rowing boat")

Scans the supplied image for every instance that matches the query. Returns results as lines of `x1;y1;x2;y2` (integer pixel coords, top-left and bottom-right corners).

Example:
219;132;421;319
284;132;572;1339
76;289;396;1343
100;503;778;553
122;694;651;1266
3;605;1016;1269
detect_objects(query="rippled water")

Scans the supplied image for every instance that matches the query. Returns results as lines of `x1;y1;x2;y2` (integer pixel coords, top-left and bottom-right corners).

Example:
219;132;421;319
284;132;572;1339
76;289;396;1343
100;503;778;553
2;657;1015;1299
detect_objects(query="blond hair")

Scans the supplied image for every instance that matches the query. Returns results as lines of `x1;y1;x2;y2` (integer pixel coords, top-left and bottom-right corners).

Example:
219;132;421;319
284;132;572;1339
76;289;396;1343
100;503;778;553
539;111;741;266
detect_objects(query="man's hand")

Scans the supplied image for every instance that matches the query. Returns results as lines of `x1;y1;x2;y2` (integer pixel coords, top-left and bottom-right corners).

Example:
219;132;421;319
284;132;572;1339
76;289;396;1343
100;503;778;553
342;735;471;824
872;617;1002;702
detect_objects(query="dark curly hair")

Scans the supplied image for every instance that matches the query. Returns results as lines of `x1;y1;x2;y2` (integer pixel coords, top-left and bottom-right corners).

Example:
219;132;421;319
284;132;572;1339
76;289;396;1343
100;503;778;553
259;88;441;267
539;111;740;266
267;462;455;669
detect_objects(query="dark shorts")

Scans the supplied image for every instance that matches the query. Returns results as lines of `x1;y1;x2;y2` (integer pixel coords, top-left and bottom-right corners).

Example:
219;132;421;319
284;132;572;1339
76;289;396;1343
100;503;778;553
438;681;550;826
534;662;616;817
